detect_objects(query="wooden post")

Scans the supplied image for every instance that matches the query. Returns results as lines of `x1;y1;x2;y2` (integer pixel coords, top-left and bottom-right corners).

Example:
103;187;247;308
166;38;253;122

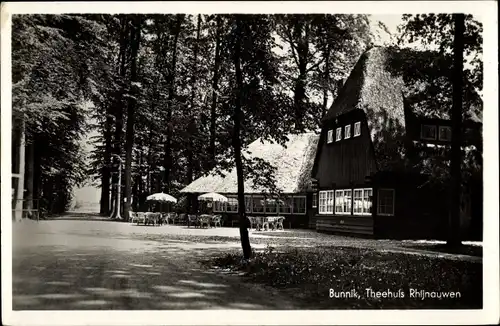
13;116;26;222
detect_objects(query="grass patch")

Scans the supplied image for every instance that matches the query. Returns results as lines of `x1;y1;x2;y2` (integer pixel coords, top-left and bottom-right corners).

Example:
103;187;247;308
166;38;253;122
205;245;482;309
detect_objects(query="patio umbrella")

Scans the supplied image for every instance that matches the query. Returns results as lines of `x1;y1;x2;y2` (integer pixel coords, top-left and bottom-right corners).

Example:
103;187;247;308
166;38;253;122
197;192;228;202
146;192;178;203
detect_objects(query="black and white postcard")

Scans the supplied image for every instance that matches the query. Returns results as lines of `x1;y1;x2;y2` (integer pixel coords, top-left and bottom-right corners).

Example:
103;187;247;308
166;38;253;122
1;1;498;325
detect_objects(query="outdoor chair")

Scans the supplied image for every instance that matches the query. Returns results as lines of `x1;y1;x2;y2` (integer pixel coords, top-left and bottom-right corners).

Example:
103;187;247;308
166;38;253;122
247;216;256;230
129;211;137;224
212;215;222;228
199;215;211;228
187;214;199;228
276;216;285;230
261;216;270;231
177;213;188;225
146;212;161;226
167;213;178;225
135;212;146;225
159;213;167;225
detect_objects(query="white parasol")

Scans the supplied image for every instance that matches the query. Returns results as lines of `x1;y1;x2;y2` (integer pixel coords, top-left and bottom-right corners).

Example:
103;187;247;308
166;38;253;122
197;192;228;202
146;192;178;203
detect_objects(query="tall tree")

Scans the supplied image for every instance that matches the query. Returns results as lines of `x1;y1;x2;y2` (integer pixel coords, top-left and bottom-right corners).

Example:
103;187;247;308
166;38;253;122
12;14;110;216
163;14;184;192
186;14;202;185
209;15;224;169
219;15;295;259
450;14;465;246
124;16;143;221
398;14;483;245
231;15;252;259
276;14;372;130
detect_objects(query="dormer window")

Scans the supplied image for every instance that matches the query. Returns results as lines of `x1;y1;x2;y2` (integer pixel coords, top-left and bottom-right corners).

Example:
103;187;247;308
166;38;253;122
421;124;437;140
344;125;351;139
439;126;452;142
327;130;334;144
335;127;342;141
354;121;361;137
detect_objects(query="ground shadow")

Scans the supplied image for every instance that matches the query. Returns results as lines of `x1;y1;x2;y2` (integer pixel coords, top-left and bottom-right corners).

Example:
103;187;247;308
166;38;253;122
12;243;292;310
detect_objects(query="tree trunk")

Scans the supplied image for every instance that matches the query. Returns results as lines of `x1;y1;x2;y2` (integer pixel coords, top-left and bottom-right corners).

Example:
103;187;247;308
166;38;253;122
100;106;113;215
146;127;153;194
294;74;306;131
210;16;223;169
321;45;331;119
186;14;201;184
124;18;142;221
111;18;129;217
293;20;309;132
12;116;26;222
448;14;464;247
163;15;183;192
24;138;35;217
233;17;252;260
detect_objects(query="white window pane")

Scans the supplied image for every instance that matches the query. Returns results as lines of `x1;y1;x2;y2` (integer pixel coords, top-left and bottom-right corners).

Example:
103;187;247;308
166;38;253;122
245;196;252;213
327;130;333;143
336;128;342;141
344;190;351;213
279;197;293;214
227;197;238;212
354;122;361;137
353;189;363;214
345;125;351;139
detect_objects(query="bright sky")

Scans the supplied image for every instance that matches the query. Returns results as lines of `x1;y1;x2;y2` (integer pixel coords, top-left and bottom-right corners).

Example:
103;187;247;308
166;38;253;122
369;14;404;45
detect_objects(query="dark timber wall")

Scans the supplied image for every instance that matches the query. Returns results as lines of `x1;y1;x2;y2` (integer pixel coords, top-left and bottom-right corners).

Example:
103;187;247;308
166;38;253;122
315;110;378;189
316;215;374;236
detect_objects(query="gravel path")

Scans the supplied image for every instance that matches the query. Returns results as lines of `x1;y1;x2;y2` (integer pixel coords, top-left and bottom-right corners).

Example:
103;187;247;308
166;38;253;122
12;220;293;310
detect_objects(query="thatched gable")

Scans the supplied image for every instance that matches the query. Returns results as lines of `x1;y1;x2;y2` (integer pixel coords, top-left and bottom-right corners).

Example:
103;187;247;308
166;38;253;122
181;133;320;194
315;45;482;176
323;46;406;138
320;47;409;172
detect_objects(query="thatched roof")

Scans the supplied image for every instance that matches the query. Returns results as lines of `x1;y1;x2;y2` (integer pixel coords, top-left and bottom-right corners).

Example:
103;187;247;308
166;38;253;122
181;133;320;194
317;46;482;174
320;47;408;172
323;46;406;133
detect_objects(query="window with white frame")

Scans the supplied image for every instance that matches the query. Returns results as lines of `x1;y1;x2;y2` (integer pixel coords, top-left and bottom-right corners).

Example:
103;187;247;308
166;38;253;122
335;189;352;214
438;126;452;142
353;189;363;214
344;124;351;139
213;201;226;212
279;197;293;214
327;130;334;144
326;191;334;213
363;188;373;214
265;198;278;214
335;127;342;141
226;197;238;212
421;124;437;140
319;190;334;214
353;188;372;215
354;121;361;137
312;193;318;208
293;196;306;214
378;189;395;216
245;195;252;213
252;196;265;213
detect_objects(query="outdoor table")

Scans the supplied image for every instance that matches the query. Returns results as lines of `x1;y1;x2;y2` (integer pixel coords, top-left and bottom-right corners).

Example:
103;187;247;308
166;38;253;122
199;214;212;228
144;212;161;226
